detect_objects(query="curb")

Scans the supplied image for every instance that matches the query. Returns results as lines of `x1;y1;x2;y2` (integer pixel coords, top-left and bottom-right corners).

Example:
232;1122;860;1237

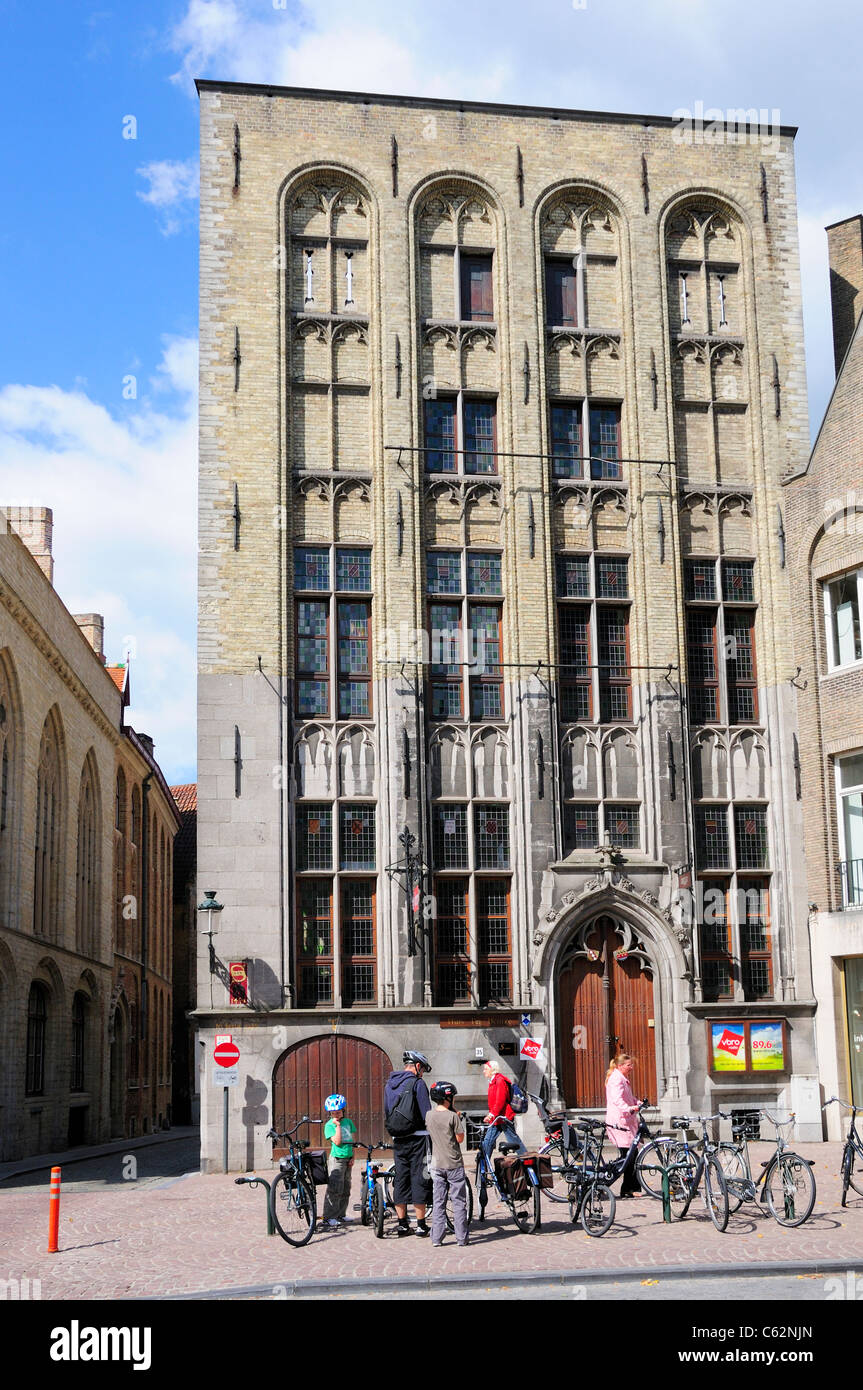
147;1257;863;1301
0;1128;199;1183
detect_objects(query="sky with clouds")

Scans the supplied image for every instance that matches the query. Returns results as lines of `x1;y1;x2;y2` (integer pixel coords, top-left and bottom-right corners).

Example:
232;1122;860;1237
1;0;860;783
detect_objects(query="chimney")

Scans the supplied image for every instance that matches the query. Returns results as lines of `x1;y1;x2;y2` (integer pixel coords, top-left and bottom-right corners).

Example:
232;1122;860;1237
137;733;155;758
4;506;54;583
73;613;105;663
827;214;863;374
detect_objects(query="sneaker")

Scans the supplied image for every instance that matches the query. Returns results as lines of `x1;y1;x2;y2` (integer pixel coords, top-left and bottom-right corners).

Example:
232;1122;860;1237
326;1219;340;1228
431;1242;442;1248
415;1222;431;1238
396;1223;413;1237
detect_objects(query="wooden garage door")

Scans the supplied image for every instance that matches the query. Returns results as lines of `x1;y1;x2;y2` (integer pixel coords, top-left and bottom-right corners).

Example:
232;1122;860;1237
558;917;656;1109
272;1035;392;1151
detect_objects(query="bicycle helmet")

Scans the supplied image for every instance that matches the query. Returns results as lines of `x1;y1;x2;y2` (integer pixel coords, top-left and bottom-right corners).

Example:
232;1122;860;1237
430;1081;457;1105
403;1049;432;1073
324;1093;347;1112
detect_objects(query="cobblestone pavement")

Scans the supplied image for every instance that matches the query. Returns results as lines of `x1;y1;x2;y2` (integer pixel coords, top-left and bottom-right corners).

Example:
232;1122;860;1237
2;1142;862;1300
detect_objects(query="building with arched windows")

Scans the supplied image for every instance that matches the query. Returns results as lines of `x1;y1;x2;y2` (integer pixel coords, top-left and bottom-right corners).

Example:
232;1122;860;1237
0;509;180;1159
196;85;819;1170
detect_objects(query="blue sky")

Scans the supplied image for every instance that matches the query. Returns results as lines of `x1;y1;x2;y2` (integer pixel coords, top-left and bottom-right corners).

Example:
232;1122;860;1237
0;0;860;784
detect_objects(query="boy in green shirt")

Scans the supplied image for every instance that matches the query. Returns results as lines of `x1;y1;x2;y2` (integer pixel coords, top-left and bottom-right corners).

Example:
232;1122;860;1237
322;1093;357;1227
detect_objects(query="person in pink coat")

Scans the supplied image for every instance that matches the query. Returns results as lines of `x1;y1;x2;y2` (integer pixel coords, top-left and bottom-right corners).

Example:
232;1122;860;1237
605;1052;641;1197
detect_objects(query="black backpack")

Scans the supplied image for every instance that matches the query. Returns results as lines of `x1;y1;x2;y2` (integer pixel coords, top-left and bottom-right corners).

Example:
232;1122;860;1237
385;1078;420;1137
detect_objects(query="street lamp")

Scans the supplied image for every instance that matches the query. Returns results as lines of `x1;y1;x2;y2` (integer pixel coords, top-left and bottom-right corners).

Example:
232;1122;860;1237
197;890;224;971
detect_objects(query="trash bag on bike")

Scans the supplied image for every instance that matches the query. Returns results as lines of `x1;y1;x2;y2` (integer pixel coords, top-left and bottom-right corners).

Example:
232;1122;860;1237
306;1149;329;1185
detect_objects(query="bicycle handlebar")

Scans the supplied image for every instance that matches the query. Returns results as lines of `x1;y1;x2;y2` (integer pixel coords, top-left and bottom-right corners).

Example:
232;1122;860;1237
759;1109;795;1129
823;1096;856;1112
266;1116;322;1142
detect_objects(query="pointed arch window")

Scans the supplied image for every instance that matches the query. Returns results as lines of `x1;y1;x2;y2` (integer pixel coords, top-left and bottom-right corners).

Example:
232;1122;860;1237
25;982;48;1095
34;712;64;940
76;758;100;954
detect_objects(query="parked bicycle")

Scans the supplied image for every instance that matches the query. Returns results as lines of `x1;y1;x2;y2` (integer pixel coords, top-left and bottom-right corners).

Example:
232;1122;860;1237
562;1116;617;1236
823;1096;862;1209
475;1121;542;1233
715;1108;816;1226
356;1140;393;1234
636;1113;729;1231
266;1118;322;1247
531;1092;580;1205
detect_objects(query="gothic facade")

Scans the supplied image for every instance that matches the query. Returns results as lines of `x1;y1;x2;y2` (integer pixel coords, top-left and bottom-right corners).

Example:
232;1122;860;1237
197;84;818;1168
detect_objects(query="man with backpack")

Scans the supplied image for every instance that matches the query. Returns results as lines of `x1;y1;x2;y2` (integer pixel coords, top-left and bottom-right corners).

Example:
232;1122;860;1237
384;1049;433;1237
481;1059;527;1162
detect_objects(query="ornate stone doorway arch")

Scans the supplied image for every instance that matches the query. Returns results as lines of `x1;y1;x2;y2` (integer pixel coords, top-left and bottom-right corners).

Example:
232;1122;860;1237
533;866;693;1111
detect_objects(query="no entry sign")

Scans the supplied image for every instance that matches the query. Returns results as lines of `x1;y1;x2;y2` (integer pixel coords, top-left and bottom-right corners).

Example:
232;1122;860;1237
214;1040;240;1068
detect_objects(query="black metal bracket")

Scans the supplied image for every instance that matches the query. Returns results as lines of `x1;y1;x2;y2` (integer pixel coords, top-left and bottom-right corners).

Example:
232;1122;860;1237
516;145;524;207
395;334;402;398
233;327;241;391
233;123;241;192
772;354;781;418
391;135;398;197
256;655;288;705
641;153;649;213
232;482;241;550
760;164;769;223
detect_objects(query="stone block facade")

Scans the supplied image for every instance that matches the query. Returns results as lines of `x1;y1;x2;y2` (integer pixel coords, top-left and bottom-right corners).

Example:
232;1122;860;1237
197;83;818;1170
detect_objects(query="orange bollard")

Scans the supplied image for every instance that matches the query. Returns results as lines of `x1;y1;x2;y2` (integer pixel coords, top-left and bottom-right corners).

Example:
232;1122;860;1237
47;1166;61;1253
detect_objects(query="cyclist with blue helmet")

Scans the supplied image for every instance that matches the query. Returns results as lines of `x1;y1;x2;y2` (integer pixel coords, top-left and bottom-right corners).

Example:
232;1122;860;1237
322;1093;356;1228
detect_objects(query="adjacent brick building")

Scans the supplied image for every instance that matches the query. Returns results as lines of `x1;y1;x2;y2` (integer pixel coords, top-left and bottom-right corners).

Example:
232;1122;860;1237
196;83;819;1170
785;215;863;1138
0;508;179;1159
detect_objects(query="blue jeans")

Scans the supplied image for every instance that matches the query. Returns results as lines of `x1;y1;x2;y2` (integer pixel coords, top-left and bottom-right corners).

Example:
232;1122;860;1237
482;1120;525;1163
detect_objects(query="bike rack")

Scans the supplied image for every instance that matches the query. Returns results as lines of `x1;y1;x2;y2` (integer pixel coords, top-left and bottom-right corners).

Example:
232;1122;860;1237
235;1176;275;1236
639;1162;673;1222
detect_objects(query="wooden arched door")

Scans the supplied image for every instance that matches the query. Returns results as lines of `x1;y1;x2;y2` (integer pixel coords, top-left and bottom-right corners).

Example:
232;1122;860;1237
558;916;656;1108
272;1035;392;1150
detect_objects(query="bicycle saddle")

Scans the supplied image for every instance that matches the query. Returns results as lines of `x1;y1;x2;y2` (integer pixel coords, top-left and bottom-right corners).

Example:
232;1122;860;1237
671;1116;692;1129
499;1143;521;1155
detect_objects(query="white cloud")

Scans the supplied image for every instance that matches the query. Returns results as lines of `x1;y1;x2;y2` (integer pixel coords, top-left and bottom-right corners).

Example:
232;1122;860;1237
0;338;198;783
136;159;200;236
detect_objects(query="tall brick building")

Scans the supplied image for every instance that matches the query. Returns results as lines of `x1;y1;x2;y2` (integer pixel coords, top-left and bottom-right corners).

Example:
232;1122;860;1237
196;83;818;1170
785;215;863;1138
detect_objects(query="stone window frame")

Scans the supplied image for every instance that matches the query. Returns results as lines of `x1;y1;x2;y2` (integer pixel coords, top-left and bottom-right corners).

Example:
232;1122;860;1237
555;551;633;726
835;751;863;908
685;557;760;727
294;543;374;720
695;799;775;1003
823;565;863;673
426;546;504;722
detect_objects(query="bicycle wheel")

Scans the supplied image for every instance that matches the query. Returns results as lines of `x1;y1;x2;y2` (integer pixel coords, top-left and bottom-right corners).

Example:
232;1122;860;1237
580;1181;616;1237
842;1143;853;1207
668;1164;694;1219
567;1177;581;1224
764;1154;816;1227
636;1138;683;1198
704;1154;729;1233
717;1143;747;1214
846;1143;863;1197
476;1159;488;1222
508;1178;541;1234
372;1178;386;1238
270;1170;317;1247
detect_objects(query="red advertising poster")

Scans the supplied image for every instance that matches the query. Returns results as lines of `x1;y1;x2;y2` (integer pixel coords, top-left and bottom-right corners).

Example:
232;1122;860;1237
711;1022;746;1071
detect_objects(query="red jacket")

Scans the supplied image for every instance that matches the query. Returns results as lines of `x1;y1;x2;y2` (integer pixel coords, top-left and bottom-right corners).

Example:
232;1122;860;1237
487;1073;514;1122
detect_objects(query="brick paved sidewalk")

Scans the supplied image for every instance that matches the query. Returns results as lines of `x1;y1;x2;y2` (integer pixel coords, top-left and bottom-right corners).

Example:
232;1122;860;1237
2;1142;861;1300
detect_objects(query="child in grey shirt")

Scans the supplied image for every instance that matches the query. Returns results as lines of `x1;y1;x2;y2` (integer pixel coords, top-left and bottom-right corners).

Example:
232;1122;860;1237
425;1081;469;1247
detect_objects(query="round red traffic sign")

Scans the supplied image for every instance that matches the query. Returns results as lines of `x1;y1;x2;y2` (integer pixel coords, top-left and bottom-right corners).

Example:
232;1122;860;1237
214;1041;240;1068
